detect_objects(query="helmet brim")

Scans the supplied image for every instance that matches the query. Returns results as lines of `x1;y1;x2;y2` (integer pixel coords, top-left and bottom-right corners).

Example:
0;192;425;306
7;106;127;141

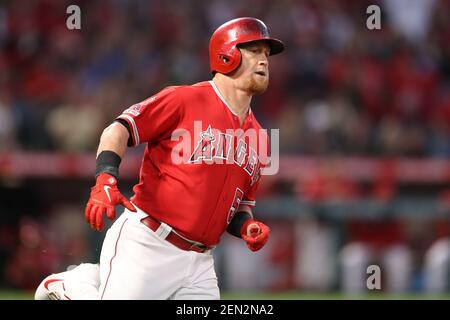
265;38;285;55
237;38;285;56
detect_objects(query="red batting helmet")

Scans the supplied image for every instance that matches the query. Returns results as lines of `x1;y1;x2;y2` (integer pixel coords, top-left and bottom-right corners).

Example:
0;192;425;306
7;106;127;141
209;17;285;75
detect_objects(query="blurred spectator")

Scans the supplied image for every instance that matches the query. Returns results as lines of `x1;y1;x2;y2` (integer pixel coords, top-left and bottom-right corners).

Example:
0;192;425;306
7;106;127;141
296;158;361;202
0;0;448;156
4;217;59;290
424;238;450;293
423;190;450;293
294;218;338;291
45;81;105;152
383;0;438;45
0;89;18;151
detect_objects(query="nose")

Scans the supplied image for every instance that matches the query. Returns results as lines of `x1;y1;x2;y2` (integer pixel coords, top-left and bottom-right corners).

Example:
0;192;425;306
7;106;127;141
259;56;268;67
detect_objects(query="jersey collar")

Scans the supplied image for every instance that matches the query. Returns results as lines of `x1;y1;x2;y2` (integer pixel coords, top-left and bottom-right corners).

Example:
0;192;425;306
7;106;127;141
209;80;252;117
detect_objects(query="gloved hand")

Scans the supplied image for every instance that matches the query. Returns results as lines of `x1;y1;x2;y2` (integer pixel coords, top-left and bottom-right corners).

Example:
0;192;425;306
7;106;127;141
85;173;136;231
240;219;270;252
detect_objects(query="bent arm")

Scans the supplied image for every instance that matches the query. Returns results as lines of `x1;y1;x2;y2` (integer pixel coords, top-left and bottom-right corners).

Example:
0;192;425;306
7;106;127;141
86;122;136;231
96;122;130;159
227;204;253;238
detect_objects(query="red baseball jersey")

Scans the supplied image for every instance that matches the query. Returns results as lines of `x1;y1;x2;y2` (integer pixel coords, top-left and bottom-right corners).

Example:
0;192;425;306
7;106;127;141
116;81;269;246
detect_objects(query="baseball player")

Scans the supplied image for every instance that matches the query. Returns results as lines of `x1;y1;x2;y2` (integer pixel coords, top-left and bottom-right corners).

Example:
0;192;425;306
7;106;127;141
35;17;284;300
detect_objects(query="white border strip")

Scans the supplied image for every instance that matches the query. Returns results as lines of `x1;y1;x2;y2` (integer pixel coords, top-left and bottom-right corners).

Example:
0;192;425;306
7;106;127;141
240;200;256;206
118;114;140;146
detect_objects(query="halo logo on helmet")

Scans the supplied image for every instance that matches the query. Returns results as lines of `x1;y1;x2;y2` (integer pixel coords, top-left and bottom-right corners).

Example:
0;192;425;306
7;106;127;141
209;17;285;75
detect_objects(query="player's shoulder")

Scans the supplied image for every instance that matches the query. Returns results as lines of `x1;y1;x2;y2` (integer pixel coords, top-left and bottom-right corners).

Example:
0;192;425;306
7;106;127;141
158;81;212;98
155;84;184;97
177;81;212;96
136;82;212;111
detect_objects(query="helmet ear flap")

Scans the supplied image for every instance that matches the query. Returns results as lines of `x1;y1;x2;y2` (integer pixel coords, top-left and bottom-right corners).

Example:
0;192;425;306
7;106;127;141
228;47;242;74
214;48;241;74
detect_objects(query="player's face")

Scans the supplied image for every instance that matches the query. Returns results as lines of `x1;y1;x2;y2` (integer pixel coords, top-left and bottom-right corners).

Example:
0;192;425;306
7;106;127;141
234;41;270;95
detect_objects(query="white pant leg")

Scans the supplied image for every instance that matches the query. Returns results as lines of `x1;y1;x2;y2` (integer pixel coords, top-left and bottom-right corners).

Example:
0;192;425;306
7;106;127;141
64;263;100;299
99;209;218;299
171;250;220;300
35;263;100;300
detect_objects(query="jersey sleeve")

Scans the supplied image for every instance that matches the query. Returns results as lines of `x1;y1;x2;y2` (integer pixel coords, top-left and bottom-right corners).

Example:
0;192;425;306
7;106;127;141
240;181;259;207
115;86;183;146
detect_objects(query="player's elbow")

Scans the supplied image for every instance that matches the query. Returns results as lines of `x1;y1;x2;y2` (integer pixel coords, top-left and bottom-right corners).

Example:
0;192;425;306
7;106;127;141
100;122;130;146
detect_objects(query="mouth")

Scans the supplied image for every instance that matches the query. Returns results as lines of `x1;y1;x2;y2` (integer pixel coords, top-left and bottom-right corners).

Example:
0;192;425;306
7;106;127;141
254;71;267;77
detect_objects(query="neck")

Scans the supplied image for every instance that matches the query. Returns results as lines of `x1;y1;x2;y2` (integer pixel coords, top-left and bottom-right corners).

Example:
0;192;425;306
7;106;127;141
212;74;252;120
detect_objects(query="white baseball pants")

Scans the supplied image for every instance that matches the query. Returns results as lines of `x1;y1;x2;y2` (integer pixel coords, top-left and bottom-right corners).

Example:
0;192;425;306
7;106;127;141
98;208;220;300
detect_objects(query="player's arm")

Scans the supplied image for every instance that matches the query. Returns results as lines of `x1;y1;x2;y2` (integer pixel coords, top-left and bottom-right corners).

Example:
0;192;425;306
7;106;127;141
227;204;270;252
85;122;136;232
96;122;130;159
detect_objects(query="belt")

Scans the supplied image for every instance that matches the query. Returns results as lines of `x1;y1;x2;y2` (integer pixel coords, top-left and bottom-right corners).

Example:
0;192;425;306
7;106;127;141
140;216;211;253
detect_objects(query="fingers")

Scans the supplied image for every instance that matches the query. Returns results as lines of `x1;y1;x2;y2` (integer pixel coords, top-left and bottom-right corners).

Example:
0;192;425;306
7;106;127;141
242;234;257;244
247;244;260;252
89;205;98;230
89;206;98;230
247;223;261;237
243;230;263;243
260;223;270;232
86;204;116;231
245;239;264;252
95;206;105;231
85;203;92;224
106;206;116;220
86;192;133;232
252;222;270;237
121;196;137;212
242;236;260;251
88;205;102;231
242;222;270;252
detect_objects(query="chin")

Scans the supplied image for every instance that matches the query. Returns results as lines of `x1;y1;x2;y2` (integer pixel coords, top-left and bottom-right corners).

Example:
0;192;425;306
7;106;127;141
251;86;268;95
248;77;269;95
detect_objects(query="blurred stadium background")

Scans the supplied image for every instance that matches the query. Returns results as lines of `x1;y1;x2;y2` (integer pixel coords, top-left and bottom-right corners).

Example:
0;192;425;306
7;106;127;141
1;0;450;299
